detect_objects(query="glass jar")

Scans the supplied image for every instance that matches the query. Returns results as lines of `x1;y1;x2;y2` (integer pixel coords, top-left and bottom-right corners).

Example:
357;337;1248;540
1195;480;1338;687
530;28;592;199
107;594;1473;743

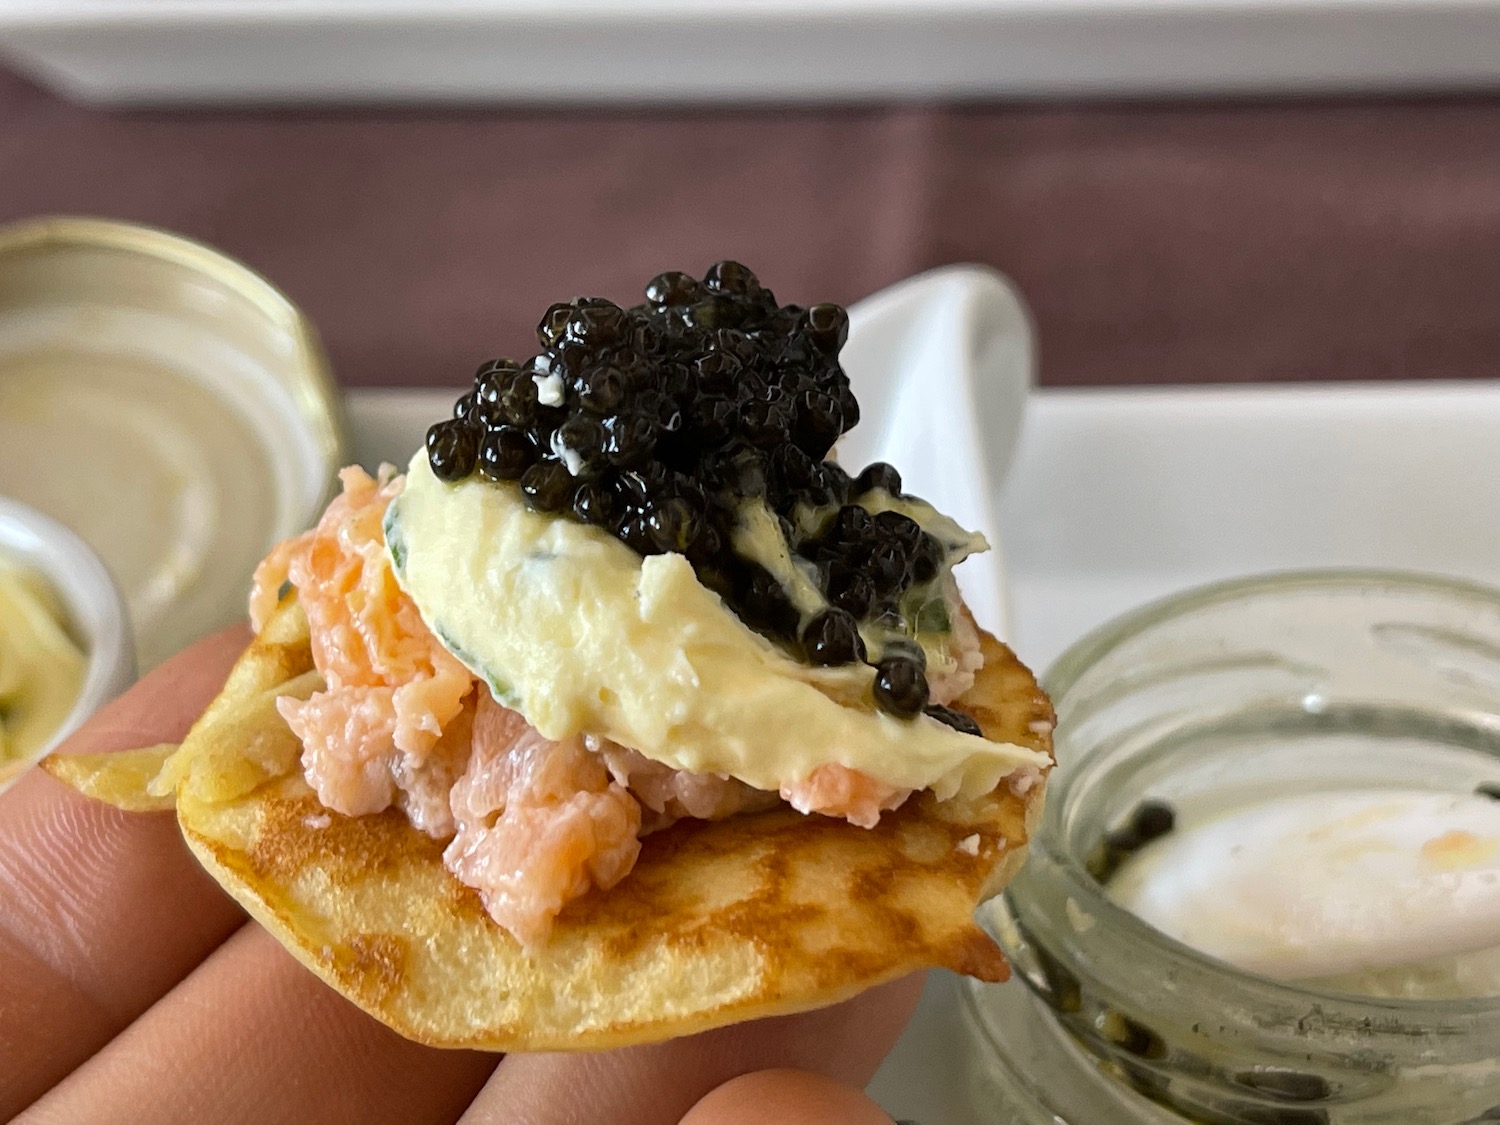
961;569;1500;1125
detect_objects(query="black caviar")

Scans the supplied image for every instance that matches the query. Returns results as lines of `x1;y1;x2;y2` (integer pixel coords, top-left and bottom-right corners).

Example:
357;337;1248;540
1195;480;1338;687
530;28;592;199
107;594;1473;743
1086;799;1178;883
925;704;983;737
427;261;968;721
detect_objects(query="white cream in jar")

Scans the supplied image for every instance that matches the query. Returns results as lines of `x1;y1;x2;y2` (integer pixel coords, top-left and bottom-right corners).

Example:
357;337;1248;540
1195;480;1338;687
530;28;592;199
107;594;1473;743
1109;787;1500;999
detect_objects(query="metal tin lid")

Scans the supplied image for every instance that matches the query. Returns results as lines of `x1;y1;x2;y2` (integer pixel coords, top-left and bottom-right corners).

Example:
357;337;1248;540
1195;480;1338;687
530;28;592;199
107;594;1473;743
0;216;344;668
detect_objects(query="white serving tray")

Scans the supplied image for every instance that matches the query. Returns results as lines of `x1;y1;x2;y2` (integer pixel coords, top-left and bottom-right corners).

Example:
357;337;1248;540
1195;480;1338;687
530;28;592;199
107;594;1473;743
347;378;1500;1122
5;0;1500;106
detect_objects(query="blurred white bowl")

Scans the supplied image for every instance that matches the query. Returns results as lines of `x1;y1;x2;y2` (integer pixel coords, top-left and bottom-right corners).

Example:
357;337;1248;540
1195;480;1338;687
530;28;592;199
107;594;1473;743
0;496;136;788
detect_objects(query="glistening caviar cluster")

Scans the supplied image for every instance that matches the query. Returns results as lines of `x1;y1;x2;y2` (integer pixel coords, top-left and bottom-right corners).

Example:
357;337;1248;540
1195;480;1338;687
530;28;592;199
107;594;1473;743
426;261;978;730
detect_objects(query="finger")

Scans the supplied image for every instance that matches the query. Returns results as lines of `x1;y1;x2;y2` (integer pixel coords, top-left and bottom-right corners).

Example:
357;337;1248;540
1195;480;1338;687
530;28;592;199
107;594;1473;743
19;924;498;1125
683;1069;896;1125
459;972;925;1125
0;626;251;1118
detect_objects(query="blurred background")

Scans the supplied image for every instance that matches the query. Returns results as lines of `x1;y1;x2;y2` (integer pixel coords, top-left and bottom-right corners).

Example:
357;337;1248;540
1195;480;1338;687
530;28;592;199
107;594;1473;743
2;1;1498;392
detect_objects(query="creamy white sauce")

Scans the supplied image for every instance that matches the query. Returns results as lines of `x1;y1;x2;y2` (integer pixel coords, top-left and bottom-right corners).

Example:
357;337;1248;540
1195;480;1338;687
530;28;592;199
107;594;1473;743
730;500;827;619
550;429;585;476
387;451;1046;798
532;368;564;406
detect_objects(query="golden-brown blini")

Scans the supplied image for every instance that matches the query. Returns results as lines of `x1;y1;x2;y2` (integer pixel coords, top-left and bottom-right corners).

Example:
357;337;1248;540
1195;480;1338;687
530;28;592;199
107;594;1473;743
45;596;1053;1051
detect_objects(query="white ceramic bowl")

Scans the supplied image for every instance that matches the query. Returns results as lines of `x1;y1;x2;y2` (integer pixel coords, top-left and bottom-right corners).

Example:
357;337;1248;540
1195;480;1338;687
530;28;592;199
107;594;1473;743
0;496;136;787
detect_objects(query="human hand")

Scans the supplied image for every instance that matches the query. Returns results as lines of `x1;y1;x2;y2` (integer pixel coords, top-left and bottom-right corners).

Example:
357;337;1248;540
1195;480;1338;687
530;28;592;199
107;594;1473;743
1;627;921;1125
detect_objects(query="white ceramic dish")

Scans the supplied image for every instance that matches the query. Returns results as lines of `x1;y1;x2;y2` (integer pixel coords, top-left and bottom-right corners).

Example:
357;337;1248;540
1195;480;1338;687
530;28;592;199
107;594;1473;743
999;382;1500;673
0;496;135;789
4;0;1500;106
345;377;1500;1123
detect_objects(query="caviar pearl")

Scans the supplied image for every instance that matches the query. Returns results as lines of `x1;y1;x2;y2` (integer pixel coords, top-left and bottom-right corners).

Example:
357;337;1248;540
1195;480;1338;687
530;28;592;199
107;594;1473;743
803;303;850;354
874;656;930;718
477;426;535;482
926;704;983;737
645;270;706;308
802;609;866;666
570;477;619;527
426;420;478;483
645;497;701;553
702;259;760;295
855;462;902;495
519;460;574;512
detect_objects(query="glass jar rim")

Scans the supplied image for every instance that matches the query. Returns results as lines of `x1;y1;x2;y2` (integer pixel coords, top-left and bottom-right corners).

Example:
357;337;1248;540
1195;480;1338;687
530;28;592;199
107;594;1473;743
1023;565;1500;1022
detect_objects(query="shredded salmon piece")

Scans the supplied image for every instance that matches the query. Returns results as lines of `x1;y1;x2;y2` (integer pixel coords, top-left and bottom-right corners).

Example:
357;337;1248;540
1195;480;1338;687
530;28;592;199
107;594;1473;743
252;466;475;832
445;692;641;947
597;741;780;834
926;578;983;706
396;692;474;838
781;763;911;829
278;685;400;818
249;537;298;635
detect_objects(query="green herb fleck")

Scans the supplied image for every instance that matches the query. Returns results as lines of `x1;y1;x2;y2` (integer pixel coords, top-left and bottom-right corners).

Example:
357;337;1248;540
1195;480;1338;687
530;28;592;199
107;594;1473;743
915;597;951;635
383;504;407;573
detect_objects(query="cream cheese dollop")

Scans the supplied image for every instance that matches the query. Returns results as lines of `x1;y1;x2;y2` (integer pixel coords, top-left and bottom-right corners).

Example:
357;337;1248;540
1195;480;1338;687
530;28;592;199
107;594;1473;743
386;451;1046;800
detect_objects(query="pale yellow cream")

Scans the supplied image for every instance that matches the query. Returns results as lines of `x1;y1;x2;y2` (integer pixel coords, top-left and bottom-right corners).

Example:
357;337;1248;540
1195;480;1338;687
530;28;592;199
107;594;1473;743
387;452;1046;800
0;562;85;762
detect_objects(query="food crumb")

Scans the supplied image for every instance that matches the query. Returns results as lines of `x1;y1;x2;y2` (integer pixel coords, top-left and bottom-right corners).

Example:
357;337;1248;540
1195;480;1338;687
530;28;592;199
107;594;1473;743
957;833;981;855
1066;896;1096;934
304;812;332;830
1008;767;1041;797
